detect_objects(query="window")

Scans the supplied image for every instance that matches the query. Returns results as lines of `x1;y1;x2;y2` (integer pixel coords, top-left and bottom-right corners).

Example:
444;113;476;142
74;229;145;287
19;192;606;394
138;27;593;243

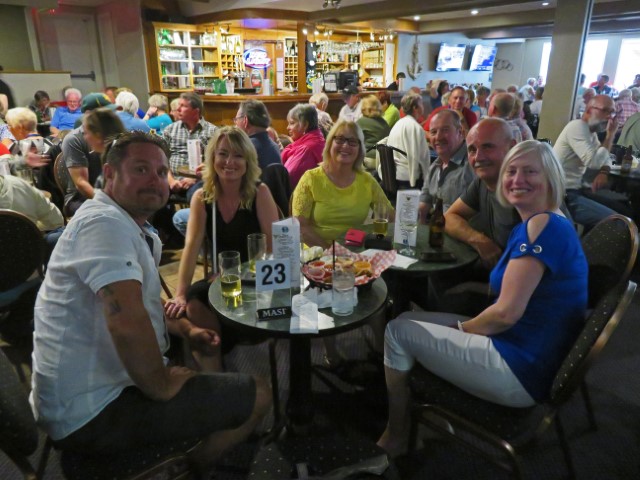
539;42;552;85
614;38;640;90
579;39;608;88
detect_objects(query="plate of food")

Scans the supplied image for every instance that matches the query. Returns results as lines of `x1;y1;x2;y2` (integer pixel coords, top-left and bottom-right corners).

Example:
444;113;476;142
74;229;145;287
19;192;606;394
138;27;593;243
301;243;395;290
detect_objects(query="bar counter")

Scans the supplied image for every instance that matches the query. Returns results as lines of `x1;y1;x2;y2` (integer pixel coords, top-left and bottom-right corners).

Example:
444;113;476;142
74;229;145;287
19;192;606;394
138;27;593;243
201;92;346;133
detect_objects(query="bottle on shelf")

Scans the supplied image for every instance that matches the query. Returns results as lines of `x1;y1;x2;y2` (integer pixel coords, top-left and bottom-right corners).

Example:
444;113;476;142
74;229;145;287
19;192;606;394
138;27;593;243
621;145;634;174
429;196;446;249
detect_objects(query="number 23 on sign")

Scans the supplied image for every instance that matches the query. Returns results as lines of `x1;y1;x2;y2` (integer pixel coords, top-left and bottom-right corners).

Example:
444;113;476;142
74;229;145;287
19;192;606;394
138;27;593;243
255;259;291;292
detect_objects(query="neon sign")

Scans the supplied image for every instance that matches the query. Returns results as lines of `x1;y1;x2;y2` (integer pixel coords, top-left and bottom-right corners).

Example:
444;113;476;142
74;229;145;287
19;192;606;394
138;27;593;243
243;48;271;68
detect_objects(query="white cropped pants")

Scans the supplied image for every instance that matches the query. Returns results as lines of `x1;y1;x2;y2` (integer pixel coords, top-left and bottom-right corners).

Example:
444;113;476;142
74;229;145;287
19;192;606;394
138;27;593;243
384;311;535;408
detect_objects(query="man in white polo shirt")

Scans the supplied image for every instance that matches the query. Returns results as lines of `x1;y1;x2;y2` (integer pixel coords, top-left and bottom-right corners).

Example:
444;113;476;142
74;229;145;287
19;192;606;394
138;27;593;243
30;131;270;476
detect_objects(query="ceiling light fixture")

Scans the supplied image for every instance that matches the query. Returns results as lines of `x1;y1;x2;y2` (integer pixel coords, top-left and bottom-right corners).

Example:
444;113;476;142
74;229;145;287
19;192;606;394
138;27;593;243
302;27;308;34
471;9;479;15
322;0;341;8
413;15;420;21
542;1;549;5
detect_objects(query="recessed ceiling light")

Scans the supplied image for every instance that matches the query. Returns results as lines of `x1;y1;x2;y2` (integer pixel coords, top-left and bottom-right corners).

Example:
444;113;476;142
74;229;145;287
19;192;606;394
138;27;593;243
542;2;549;5
413;15;420;21
471;9;479;15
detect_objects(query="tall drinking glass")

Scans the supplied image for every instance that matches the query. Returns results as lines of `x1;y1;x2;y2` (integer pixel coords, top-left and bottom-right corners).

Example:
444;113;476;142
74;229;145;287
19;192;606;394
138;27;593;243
373;202;389;238
247;233;267;274
332;268;355;316
218;251;242;298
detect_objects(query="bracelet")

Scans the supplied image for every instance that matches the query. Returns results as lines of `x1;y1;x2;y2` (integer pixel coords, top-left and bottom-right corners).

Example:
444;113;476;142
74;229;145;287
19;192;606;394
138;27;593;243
457;320;465;332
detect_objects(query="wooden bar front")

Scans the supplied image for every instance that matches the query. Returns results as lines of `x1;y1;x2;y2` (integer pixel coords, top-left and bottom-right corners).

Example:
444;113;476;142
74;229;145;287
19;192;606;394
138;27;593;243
201;93;345;133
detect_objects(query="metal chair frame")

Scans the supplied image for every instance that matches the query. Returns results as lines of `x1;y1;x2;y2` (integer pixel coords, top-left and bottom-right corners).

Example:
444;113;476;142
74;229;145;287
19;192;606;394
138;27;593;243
410;281;636;479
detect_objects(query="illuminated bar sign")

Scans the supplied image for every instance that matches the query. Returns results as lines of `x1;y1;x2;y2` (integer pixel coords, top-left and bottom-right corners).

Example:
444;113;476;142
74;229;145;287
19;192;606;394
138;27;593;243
243;47;272;68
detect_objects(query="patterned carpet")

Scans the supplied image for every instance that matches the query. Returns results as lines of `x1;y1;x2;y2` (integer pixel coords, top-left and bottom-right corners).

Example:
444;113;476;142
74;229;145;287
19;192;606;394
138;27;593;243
3;265;640;479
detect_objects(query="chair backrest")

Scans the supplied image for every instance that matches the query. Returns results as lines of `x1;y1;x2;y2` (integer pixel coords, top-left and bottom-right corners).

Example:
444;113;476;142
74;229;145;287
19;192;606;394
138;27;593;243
0;348;39;462
376;143;403;198
0;209;45;291
581;214;638;308
550;280;636;405
53;152;69;196
261;163;292;219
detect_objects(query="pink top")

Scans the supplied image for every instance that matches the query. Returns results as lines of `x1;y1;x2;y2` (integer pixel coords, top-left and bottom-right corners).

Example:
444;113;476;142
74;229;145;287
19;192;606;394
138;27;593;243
282;129;325;189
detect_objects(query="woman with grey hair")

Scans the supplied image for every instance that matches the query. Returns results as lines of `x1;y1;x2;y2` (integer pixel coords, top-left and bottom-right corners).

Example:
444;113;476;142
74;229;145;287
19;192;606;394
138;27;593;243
143;93;173;133
115;91;150;132
378;140;587;457
282;103;325;188
309;92;334;137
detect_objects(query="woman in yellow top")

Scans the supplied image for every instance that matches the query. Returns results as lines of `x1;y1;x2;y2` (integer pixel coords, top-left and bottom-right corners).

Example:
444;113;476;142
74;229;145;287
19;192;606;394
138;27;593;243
292;120;394;369
292;119;393;248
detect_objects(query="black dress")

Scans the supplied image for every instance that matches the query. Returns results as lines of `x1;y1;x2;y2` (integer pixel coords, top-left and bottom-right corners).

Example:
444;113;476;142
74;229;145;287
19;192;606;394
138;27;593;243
186;196;262;352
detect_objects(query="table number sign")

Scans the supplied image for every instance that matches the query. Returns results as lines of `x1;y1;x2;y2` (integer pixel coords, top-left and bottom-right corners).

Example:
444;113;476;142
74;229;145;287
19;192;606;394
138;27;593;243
272;217;301;285
393;190;420;247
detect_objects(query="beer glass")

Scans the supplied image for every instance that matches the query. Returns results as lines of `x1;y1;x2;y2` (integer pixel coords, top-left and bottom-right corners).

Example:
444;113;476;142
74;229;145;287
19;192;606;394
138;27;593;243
218;251;242;298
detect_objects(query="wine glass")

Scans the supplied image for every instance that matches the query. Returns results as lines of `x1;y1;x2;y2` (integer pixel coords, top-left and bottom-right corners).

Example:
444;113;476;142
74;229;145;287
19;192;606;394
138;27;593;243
399;220;418;256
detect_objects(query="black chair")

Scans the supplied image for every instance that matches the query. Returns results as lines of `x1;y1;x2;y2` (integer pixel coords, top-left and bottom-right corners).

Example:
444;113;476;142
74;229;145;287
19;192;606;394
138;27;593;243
409;280;636;479
261;163;292;219
0;210;46;383
580;214;638;308
375;143;406;203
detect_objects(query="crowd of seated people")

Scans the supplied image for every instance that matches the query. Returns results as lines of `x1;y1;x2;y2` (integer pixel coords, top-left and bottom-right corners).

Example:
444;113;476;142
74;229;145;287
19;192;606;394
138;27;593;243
1;71;639;477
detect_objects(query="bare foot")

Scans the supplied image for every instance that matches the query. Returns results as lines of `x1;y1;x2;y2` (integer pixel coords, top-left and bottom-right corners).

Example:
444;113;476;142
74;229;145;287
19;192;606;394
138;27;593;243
376;429;408;459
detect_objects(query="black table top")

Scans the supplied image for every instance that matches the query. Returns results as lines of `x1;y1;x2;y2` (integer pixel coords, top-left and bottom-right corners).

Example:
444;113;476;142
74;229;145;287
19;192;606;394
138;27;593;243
208;276;388;339
350;223;478;273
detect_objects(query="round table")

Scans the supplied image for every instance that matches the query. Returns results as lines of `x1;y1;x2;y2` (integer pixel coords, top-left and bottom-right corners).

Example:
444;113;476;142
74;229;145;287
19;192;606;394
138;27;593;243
348;223;479;315
208;276;388;429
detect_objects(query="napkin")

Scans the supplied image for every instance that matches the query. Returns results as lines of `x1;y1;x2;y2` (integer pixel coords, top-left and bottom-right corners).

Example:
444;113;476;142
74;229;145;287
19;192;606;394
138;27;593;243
360;248;418;269
392;254;419;269
290;298;319;334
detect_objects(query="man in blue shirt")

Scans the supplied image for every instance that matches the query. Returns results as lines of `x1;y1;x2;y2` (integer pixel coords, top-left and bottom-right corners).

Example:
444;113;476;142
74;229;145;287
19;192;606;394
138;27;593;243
50;88;83;136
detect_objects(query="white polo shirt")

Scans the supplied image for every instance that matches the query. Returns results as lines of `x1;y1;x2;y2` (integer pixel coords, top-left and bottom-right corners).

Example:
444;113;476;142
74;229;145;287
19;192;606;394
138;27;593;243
30;190;167;440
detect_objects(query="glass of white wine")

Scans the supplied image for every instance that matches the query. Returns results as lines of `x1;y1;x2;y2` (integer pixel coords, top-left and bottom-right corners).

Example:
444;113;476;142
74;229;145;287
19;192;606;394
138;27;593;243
373;202;389;239
218;251;242;298
247;233;267;275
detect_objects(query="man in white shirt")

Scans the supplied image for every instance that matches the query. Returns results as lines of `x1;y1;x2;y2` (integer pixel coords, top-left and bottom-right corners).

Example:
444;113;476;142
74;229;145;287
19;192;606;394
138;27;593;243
31;132;270;476
338;85;362;122
381;92;430;189
553;94;622;231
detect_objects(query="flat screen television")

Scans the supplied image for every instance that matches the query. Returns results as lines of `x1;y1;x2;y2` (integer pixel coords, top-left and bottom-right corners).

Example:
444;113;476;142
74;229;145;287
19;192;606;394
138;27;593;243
337;70;358;90
435;43;466;72
469;45;497;71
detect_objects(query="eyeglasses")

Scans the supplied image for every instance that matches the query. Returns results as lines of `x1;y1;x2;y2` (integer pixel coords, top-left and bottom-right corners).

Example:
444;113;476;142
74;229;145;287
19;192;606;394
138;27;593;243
333;136;359;147
233;114;246;123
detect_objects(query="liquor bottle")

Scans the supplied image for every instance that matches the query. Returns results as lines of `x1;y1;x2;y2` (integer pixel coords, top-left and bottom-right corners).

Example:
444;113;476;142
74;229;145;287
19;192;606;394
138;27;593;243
429;197;445;249
621;145;633;174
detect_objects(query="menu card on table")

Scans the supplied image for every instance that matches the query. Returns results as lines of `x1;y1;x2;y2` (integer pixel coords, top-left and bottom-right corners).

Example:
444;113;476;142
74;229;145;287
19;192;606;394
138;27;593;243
187;139;202;171
272;217;301;286
393;189;420;247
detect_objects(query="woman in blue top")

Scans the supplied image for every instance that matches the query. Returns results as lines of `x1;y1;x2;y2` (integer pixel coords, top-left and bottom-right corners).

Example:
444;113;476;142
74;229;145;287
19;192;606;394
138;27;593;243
143;94;173;133
377;140;588;457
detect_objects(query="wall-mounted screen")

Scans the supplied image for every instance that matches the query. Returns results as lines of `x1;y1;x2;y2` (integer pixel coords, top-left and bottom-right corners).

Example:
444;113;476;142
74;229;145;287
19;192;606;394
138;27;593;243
469;45;497;71
435;43;466;72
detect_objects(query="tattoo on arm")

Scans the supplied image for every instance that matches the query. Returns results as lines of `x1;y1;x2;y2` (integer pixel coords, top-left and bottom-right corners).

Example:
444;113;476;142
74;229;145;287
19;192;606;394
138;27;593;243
98;285;123;317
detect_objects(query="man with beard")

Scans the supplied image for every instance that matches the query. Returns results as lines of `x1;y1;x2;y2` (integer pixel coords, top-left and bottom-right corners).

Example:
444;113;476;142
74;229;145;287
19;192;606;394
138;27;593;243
31;132;270;477
554;94;621;231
